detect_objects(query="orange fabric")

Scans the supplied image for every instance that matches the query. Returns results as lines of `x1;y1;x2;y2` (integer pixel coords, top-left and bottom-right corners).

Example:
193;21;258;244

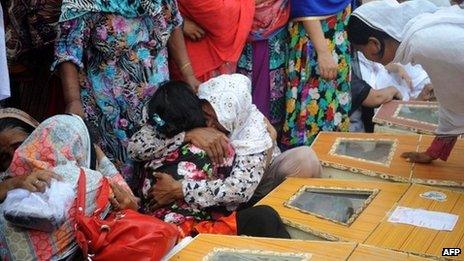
194;212;238;235
175;0;254;80
175;212;238;238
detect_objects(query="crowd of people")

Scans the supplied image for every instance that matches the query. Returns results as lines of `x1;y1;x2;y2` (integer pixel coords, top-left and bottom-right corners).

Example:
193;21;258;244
0;0;463;260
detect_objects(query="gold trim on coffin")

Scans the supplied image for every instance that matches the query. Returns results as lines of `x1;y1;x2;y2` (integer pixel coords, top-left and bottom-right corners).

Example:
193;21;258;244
329;137;398;167
284;185;379;227
392;104;439;127
202;248;313;261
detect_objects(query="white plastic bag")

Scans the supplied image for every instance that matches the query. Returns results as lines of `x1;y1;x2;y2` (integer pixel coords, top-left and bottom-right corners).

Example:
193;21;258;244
2;180;74;232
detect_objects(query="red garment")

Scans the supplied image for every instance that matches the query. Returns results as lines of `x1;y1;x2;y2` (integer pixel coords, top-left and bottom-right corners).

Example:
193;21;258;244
425;136;458;161
172;0;255;81
177;212;237;238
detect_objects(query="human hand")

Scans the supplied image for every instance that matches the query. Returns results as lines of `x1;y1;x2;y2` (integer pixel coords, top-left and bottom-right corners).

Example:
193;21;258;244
386;86;403;101
94;144;105;161
148;173;183;211
109;182;139;211
396;65;413;90
183;18;205;41
264;117;277;142
184;75;201;92
15;170;63;193
65;100;85;118
185;127;230;164
317;51;338;80
415;84;434;101
401;151;434;163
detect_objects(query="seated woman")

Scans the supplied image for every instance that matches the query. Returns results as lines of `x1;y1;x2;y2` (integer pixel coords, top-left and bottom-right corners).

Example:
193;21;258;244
0;108;176;260
134;81;290;238
129;75;321;214
348;0;464;163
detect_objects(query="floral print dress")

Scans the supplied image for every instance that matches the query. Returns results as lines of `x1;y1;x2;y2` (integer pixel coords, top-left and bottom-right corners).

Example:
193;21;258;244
281;6;351;149
53;0;182;189
140;143;235;237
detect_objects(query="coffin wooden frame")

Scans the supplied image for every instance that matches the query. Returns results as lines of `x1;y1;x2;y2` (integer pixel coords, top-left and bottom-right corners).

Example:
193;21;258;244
169;234;432;260
365;184;464;260
284;185;379;226
257;178;409;242
312;132;464;187
202;248;312;261
329;138;398;167
373;100;439;135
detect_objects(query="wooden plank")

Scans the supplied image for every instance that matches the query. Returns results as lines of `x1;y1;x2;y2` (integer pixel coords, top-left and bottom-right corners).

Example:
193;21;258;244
256;178;409;242
425;194;464;260
348;244;433;261
169;234;356;261
411;135;464;187
400;186;460;254
365;185;434;249
373;100;438;135
367;184;464;260
312;132;419;182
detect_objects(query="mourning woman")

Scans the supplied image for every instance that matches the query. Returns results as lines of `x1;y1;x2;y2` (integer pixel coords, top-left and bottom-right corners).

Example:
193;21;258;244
0;109;176;260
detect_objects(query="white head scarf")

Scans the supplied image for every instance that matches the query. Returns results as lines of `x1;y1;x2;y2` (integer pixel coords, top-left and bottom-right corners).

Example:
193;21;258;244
198;74;273;156
352;0;438;41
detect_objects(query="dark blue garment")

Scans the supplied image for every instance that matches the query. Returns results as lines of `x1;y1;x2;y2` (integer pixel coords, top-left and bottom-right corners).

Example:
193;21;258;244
291;0;351;18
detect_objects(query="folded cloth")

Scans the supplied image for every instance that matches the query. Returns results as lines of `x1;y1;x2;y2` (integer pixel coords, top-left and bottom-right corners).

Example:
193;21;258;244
2;180;74;232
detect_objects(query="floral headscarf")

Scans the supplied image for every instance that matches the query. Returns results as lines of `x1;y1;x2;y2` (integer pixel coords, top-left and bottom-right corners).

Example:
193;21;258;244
197;74;273;156
1;114;130;260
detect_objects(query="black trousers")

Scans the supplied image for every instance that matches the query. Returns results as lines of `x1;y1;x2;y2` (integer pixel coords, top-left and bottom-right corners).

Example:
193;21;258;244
236;205;290;239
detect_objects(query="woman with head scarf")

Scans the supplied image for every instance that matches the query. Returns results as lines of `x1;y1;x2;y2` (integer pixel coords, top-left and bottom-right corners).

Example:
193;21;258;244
53;0;200;189
169;0;255;82
236;0;290;134
0;109;176;260
128;74;322;211
347;0;464;163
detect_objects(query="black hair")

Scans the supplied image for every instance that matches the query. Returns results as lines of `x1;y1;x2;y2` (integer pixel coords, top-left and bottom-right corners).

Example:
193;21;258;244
0;118;35;135
147;81;206;138
347;15;394;57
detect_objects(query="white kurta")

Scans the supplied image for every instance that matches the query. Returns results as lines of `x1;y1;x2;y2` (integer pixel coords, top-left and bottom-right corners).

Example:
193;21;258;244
393;6;464;135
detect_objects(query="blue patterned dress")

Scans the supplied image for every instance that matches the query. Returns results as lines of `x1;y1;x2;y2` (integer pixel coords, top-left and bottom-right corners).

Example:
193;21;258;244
53;0;182;188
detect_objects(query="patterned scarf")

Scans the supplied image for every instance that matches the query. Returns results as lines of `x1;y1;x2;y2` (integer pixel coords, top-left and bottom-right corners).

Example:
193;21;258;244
59;0;162;21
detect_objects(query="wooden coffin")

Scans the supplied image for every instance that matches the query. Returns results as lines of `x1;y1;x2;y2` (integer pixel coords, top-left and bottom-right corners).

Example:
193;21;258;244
256;178;409;242
366;184;464;260
373;100;439;135
311;132;464;187
168;234;430;261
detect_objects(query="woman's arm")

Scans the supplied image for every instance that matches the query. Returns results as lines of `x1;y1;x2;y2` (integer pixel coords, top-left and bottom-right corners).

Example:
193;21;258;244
128;125;229;164
0;171;62;202
302;20;338;80
182;152;268;209
168;27;201;90
53;16;91;116
182;17;205;41
0;178;17;202
60;62;84;116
